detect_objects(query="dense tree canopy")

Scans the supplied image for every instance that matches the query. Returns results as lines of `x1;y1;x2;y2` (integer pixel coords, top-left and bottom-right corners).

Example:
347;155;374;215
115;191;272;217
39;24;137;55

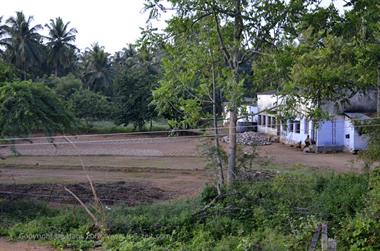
68;88;114;122
114;55;158;130
0;81;74;136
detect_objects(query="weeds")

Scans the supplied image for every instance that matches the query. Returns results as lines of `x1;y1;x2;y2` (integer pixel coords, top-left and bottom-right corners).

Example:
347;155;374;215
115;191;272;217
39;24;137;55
0;172;377;250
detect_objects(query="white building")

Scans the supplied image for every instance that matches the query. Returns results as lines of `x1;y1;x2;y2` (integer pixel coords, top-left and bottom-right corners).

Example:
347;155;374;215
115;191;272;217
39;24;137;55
223;98;258;126
257;90;377;152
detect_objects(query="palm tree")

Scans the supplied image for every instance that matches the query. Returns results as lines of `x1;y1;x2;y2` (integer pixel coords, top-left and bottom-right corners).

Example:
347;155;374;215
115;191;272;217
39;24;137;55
2;11;43;79
82;43;113;94
45;17;77;76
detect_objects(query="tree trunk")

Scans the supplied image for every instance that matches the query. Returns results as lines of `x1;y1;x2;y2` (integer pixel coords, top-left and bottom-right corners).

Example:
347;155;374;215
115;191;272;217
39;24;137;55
211;58;224;188
377;62;380;115
211;0;242;187
226;0;243;186
227;108;237;185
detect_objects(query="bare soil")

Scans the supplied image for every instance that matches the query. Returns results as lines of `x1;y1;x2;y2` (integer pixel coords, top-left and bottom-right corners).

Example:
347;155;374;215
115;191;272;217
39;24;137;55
0;181;170;206
0;238;54;251
0;134;365;250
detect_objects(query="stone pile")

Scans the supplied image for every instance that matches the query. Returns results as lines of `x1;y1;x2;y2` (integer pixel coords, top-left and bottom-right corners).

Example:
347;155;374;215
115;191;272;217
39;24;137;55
223;131;272;146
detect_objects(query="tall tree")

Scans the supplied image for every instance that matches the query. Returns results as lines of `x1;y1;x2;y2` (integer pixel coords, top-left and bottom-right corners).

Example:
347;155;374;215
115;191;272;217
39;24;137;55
45;17;77;76
82;43;113;94
145;0;312;186
114;45;159;130
1;12;43;79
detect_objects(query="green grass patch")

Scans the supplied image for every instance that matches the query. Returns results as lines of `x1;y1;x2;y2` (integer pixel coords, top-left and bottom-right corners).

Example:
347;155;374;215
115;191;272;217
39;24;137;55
78;119;169;134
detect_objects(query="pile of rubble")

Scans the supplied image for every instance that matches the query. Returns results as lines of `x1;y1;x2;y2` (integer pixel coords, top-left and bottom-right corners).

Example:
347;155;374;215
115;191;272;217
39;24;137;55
223;131;273;146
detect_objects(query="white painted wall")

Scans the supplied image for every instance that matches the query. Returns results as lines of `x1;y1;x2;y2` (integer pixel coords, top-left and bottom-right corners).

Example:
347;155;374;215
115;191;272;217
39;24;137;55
344;117;369;152
280;118;311;144
224;105;258;124
257;94;278;136
344;117;354;151
257;114;277;135
316;116;345;149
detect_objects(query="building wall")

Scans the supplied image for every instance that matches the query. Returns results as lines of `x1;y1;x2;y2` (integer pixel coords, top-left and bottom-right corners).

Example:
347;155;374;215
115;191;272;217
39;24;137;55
257;113;277;136
223;105;258;124
344;118;354;151
344;118;368;152
316;117;345;150
280;118;311;145
257;93;278;136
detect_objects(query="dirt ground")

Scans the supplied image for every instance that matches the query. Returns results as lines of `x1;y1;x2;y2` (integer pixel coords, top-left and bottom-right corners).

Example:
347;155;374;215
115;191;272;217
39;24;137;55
0;238;55;251
0;135;365;204
0;134;366;250
255;143;364;172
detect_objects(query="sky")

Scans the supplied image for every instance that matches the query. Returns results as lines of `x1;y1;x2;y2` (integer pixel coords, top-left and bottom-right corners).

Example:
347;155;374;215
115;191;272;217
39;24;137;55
1;0;347;54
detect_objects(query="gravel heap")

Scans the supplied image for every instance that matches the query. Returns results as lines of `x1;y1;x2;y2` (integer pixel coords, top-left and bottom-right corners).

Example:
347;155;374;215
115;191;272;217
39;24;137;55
223;131;272;146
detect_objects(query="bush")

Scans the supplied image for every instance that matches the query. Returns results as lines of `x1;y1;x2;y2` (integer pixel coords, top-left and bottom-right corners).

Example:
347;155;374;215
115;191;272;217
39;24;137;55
0;81;75;136
68;89;115;121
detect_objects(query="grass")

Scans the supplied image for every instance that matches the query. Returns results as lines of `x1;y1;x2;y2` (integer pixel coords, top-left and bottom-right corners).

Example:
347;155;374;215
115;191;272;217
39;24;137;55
78;119;169;134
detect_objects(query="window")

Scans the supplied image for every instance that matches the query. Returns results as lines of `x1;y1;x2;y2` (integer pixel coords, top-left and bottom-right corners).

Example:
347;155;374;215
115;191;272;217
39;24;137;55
304;119;309;134
295;120;301;133
262;115;266;126
258;115;262;125
289;121;294;132
268;116;272;128
282;120;287;131
271;117;276;128
345;134;350;139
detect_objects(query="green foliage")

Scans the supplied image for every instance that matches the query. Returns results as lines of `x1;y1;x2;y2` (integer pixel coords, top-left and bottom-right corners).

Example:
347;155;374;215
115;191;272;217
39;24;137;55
340;214;380;250
282;35;365;119
1;11;44;79
252;45;295;93
45;17;77;76
114;58;157;130
82;43;113;95
0;60;17;82
151;21;225;129
0;80;75;136
68;89;114;121
39;74;82;99
1;172;377;250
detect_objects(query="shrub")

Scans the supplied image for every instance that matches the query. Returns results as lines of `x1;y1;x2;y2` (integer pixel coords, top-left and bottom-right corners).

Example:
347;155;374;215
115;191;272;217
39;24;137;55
0;81;75;136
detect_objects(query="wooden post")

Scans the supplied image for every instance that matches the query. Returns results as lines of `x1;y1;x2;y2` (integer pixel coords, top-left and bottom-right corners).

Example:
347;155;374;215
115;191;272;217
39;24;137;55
328;238;337;251
308;224;322;251
321;224;328;251
310;223;337;251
